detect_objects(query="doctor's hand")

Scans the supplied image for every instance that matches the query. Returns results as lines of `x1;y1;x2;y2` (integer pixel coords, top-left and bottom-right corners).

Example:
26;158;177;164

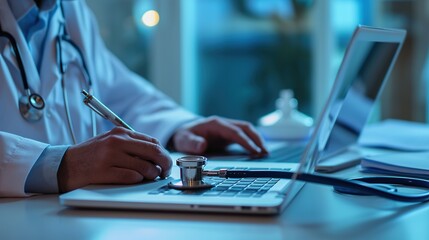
57;127;172;193
171;116;268;157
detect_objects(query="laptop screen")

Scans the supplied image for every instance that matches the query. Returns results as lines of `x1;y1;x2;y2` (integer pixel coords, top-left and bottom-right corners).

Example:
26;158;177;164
320;41;401;159
294;26;406;175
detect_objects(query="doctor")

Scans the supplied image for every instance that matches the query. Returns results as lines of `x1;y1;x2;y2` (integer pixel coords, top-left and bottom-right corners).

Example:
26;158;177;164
0;0;268;197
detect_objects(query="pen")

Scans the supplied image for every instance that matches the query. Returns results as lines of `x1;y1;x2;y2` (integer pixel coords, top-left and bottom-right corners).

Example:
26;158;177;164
81;90;135;132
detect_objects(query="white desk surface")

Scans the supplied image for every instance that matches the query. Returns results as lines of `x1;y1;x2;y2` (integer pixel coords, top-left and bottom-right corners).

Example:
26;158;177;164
1;166;429;240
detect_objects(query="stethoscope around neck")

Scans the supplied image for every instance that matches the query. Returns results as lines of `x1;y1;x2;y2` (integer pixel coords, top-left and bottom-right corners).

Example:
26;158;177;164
0;23;46;121
0;17;95;143
169;156;429;202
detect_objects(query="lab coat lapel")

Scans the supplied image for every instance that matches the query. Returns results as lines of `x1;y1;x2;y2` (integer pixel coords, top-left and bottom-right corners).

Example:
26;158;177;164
38;8;62;97
0;0;41;93
40;2;92;99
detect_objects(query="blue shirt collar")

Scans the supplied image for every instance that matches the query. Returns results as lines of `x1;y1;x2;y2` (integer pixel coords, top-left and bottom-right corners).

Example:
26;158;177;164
7;0;58;22
7;0;59;42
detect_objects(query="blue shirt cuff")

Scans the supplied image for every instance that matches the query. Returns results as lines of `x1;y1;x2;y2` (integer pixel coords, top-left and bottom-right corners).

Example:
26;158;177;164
25;145;69;194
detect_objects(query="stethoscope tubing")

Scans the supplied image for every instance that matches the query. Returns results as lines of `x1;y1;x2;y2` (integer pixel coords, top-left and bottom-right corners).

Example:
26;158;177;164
0;11;95;143
222;170;429;202
0;24;30;91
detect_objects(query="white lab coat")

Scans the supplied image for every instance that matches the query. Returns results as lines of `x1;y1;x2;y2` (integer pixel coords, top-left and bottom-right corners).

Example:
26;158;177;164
0;0;197;197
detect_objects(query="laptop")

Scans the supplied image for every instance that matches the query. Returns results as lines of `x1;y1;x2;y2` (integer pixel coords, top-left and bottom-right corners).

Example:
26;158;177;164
60;26;406;215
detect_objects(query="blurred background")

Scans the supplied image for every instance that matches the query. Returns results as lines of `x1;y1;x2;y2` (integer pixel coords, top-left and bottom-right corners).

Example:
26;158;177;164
86;0;429;125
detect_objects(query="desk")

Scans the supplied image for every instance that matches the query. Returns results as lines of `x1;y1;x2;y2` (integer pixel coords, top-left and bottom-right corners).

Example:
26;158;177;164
1;166;429;240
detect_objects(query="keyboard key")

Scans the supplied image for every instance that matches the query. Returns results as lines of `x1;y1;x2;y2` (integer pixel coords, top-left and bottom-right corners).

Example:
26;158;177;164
237;192;253;197
213;187;229;191
235;184;250;187
242;189;258;193
224;180;239;183
239;178;256;182
254;180;269;184
220;192;237;197
202;191;222;196
218;184;234;187
245;187;261;191
249;184;264;188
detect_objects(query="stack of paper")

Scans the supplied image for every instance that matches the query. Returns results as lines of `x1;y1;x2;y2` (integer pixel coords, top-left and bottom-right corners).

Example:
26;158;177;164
359;119;429;177
361;152;429;178
359;119;429;151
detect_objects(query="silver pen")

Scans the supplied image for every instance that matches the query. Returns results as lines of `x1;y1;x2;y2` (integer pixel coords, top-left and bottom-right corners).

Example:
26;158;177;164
82;90;135;131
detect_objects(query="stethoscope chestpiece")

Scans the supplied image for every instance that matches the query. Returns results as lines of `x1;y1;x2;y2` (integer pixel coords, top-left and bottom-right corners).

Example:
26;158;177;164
18;93;45;121
168;156;214;190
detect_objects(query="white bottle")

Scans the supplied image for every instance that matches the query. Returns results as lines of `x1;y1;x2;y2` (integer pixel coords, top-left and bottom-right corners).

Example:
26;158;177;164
258;89;313;140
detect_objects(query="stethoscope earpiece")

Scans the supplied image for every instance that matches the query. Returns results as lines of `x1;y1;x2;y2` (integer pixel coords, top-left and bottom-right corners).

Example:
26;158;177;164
18;93;45;122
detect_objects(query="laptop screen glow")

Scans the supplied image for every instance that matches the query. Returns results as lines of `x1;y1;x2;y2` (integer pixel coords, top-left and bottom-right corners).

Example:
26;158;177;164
297;26;405;176
278;26;406;207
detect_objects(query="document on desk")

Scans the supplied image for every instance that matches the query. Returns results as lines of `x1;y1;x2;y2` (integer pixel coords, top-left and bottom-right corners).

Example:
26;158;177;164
317;119;429;173
359;119;429;151
361;151;429;178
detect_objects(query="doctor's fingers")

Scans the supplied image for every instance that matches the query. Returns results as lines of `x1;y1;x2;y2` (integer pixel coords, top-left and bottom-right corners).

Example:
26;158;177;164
208;118;264;155
173;130;208;154
100;130;172;177
116;153;163;179
97;167;144;185
106;127;161;145
100;155;162;182
227;119;268;154
125;141;171;177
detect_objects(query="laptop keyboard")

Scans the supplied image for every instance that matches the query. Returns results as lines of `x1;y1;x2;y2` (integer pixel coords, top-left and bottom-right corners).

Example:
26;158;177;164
148;167;291;198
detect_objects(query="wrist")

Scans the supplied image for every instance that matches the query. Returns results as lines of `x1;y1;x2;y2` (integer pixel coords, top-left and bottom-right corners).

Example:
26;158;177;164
57;148;71;193
57;146;85;193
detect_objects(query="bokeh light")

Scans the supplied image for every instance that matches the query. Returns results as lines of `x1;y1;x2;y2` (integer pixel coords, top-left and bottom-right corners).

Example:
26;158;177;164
141;10;160;27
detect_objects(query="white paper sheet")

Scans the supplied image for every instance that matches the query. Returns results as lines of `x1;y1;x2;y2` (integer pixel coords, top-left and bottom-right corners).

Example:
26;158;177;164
359;119;429;151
